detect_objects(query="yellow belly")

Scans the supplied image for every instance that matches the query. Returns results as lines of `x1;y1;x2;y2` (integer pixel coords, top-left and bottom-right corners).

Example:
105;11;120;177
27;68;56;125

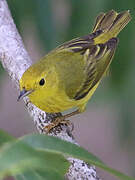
29;83;99;113
29;95;76;113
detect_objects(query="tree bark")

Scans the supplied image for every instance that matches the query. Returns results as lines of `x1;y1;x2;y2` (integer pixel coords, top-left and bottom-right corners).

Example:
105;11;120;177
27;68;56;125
0;0;101;179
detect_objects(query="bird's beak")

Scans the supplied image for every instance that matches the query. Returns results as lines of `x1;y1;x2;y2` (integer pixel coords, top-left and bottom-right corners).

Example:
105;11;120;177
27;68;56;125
17;88;33;101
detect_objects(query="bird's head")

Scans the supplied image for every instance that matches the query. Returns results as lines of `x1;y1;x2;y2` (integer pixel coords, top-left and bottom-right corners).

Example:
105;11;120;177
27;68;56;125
18;64;58;104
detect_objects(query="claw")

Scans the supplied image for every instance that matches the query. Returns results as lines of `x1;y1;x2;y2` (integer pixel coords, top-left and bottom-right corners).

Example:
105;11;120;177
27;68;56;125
44;110;79;133
43;116;73;134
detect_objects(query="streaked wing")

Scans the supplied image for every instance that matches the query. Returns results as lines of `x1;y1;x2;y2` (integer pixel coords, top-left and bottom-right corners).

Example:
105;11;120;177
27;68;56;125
57;30;102;54
73;37;118;100
53;32;118;101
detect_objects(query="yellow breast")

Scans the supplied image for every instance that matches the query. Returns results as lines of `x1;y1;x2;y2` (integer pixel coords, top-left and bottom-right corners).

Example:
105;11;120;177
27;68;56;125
28;82;99;113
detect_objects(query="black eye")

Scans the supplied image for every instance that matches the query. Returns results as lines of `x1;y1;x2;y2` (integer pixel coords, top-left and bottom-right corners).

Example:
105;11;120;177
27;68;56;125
39;78;45;86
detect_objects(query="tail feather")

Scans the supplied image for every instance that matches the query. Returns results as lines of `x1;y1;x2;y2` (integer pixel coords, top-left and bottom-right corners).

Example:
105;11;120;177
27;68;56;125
93;10;131;44
93;10;117;32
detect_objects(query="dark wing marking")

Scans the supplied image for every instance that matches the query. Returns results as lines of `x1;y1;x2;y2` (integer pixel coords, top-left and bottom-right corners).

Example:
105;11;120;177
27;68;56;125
58;30;102;54
74;37;118;100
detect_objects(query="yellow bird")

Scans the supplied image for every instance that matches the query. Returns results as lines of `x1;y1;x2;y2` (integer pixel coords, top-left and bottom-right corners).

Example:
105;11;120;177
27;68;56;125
18;10;131;132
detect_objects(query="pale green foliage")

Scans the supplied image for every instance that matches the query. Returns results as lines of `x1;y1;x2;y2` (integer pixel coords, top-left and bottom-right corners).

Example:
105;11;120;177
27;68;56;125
0;130;134;180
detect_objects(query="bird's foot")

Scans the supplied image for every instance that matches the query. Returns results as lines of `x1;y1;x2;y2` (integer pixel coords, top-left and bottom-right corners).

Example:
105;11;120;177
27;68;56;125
44;116;73;134
44;110;79;133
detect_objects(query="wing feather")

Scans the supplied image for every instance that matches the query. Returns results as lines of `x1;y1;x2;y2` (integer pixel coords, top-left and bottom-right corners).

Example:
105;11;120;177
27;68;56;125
74;37;118;100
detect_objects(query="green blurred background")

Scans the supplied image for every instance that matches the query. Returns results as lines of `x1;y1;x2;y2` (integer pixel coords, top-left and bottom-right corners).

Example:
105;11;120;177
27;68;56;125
1;0;135;179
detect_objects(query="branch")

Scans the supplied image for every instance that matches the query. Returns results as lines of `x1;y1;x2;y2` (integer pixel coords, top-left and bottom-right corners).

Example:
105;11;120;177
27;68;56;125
0;0;101;179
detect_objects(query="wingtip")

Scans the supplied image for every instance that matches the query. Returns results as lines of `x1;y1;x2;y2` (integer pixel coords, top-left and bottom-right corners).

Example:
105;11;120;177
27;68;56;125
106;37;119;49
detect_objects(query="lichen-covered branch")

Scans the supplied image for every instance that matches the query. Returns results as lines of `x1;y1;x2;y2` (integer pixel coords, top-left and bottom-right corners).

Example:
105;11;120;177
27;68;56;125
0;0;101;179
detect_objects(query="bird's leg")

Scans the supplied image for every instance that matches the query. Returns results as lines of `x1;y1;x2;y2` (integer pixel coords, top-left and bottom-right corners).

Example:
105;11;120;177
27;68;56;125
44;110;80;133
62;109;80;119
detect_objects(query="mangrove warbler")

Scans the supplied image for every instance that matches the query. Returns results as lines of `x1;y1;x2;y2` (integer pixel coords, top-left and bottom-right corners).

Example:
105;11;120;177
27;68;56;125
18;10;131;131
